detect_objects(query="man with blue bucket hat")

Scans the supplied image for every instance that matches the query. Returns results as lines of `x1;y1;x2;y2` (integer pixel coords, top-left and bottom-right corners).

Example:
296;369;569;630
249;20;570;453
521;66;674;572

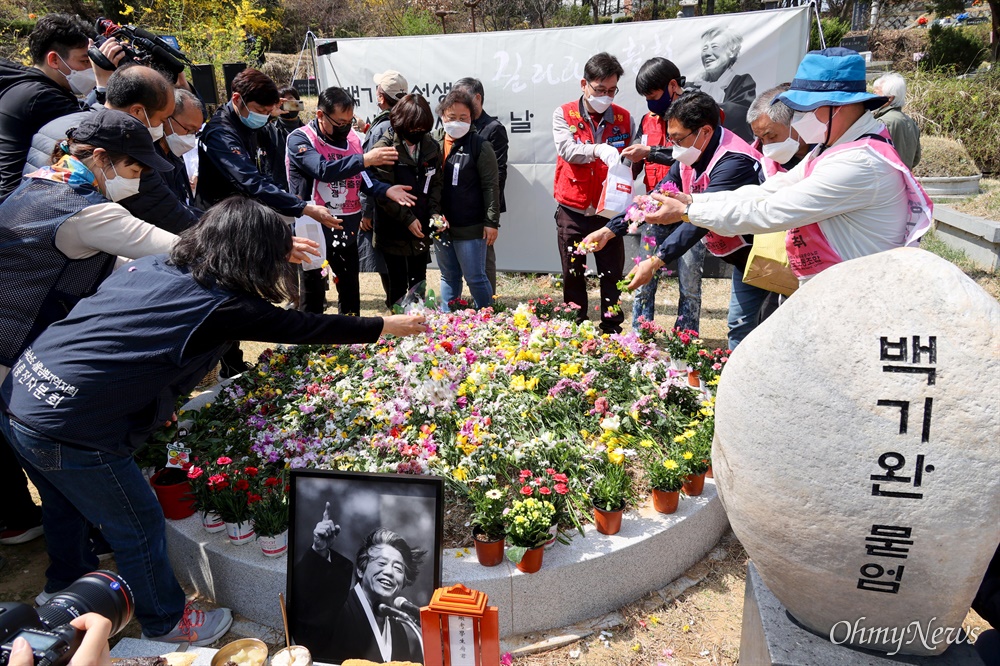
625;48;933;286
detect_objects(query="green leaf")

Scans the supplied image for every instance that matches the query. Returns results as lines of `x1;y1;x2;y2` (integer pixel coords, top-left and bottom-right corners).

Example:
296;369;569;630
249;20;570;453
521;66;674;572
506;545;527;564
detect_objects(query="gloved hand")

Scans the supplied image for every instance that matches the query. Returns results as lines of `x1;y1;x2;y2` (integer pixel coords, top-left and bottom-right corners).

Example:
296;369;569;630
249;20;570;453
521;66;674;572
593;143;621;167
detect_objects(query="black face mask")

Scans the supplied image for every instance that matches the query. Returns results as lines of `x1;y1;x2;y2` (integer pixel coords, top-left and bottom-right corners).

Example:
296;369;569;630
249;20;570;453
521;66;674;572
399;130;428;144
280;111;300;121
320;118;352;142
646;93;672;116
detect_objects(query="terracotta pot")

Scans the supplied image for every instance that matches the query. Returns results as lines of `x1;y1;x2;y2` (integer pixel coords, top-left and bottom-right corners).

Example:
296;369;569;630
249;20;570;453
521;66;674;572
201;511;226;533
652;489;680;514
224;520;255;546
687;369;700;387
593;504;624;535
515;546;544;574
472;530;505;567
150;468;196;520
706;464;714;479
683;472;706;496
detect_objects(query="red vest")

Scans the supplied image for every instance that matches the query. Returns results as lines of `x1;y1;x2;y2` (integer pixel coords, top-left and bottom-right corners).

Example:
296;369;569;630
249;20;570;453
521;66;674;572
553;100;632;211
679;128;762;257
785;135;933;278
639;112;671;192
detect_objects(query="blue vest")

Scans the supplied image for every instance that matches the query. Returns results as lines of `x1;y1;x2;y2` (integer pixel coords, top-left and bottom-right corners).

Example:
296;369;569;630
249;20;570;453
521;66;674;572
0;176;114;366
2;256;233;456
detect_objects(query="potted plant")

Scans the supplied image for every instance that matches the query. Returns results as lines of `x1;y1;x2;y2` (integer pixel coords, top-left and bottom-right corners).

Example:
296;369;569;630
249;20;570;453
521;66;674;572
681;421;713;496
589;460;632;535
505;497;556;574
645;453;688;515
684;340;709;388
515;468;571;548
149;466;196;520
663;328;698;371
468;483;507;567
250;473;289;557
185;461;224;532
208;456;256;545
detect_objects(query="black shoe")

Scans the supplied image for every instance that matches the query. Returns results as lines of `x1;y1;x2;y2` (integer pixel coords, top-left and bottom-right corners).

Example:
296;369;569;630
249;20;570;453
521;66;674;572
219;361;253;379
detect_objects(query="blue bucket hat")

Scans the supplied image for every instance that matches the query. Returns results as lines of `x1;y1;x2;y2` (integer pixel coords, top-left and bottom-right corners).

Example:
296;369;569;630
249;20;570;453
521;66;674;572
775;47;888;112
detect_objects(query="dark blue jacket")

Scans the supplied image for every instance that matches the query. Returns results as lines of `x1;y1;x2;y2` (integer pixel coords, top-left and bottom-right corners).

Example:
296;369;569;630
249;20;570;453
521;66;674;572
195;102;305;216
607;126;762;270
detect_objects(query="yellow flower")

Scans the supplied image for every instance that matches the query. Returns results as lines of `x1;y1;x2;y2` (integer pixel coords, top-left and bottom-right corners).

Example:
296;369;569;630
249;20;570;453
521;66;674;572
526;376;539;390
510;375;527;391
452;467;469;481
683;451;694;460
663;459;679;470
559;362;581;376
608;448;625;465
640;439;654;448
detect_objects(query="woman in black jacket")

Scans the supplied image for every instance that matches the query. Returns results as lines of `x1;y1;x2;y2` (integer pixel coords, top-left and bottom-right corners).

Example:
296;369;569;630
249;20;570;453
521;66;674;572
369;94;443;309
0;196;427;648
434;90;500;310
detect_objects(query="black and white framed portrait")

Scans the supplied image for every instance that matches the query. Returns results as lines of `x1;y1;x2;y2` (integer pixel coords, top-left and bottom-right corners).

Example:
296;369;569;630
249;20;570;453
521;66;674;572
287;469;443;665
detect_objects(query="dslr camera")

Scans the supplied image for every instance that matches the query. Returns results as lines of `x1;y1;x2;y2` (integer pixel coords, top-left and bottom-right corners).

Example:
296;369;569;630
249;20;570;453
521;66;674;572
0;571;133;666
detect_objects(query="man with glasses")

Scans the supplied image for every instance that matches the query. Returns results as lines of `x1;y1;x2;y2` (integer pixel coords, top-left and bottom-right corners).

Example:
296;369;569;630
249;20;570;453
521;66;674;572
286;86;416;316
552;51;634;334
155;88;203;208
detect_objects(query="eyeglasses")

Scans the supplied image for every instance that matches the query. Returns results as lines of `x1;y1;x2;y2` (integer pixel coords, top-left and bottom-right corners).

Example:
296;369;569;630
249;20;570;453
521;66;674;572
587;82;619;97
168;116;201;135
319;112;353;129
668;130;695;145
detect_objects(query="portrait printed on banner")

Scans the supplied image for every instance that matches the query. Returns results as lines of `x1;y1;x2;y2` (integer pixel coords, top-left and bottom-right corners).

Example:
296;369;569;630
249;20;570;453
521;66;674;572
691;26;758;142
287;470;443;665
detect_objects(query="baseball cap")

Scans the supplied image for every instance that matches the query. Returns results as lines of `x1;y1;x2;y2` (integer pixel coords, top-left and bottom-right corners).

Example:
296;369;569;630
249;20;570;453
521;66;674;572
68;109;173;172
373;70;409;100
776;48;889;112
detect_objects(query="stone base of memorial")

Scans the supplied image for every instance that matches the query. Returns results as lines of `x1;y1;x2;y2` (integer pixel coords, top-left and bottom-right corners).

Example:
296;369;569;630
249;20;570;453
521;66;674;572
165;481;728;638
740;562;985;665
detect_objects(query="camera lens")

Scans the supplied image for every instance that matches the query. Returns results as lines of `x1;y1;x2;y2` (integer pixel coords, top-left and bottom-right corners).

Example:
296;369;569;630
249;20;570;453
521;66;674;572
36;571;134;635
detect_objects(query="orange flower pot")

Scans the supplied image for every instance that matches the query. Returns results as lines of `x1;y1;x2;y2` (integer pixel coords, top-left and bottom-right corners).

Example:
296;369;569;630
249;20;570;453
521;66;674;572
516;546;544;574
683;472;706;497
593;504;624;535
706;464;714;479
687;370;700;387
652;489;680;514
473;531;505;567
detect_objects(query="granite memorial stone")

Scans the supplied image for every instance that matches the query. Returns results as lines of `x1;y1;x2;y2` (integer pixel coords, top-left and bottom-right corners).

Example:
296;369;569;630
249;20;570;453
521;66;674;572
713;247;1000;656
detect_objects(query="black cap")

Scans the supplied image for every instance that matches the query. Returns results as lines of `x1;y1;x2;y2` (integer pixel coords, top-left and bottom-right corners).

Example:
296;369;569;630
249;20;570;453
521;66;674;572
68;109;173;172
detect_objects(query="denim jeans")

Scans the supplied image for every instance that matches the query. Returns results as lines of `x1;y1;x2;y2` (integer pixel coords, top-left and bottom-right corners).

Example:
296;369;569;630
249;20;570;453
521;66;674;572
632;228;706;333
728;265;774;350
1;414;186;637
435;237;493;309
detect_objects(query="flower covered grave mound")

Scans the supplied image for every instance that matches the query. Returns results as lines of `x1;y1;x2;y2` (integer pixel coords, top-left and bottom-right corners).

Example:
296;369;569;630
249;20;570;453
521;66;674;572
178;300;715;525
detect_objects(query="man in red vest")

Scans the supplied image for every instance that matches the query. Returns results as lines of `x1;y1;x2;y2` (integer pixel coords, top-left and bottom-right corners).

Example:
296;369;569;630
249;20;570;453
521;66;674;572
552;52;634;334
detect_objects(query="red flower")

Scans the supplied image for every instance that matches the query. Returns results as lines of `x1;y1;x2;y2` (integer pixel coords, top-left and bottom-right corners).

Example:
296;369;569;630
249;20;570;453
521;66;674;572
247;493;263;504
187;466;204;480
217;456;232;465
552;473;569;483
554;483;569;495
519;469;532;480
538;486;552;495
264;477;281;487
545;468;557;475
235;479;250;491
519;485;533;496
244;466;259;477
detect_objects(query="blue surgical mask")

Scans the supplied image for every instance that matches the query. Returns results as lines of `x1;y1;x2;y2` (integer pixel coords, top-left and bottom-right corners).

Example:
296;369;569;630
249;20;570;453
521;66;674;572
237;97;269;130
646;93;672;116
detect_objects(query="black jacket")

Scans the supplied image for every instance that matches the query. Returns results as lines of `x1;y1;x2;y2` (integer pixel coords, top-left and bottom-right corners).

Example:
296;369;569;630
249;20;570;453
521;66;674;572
195;102;305;216
0;60;87;201
474;110;509;214
132;141;203;233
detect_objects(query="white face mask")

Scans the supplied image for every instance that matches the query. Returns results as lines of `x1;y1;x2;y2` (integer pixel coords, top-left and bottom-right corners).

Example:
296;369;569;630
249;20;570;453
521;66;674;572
166;131;198;156
142;108;164;142
791;110;832;146
57;55;96;96
586;95;613;114
102;163;141;202
672;130;705;167
443;121;471;139
762;130;801;165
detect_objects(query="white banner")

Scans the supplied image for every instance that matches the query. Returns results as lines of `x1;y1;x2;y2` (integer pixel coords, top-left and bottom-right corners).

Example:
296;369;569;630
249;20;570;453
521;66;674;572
316;7;812;272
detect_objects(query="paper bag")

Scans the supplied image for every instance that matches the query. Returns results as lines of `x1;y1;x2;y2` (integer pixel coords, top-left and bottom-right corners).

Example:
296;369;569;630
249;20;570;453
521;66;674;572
742;231;799;296
596;161;635;219
294;217;327;271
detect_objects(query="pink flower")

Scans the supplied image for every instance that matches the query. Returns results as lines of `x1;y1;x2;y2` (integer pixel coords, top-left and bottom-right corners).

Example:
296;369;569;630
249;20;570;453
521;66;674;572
501;653;513;666
520;485;533;495
538;486;552;495
554;483;569;495
519;469;532;480
217;456;232;465
187;466;203;479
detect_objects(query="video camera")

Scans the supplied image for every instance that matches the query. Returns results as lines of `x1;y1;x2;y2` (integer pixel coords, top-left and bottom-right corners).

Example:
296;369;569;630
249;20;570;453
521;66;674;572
0;571;134;666
89;18;192;79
